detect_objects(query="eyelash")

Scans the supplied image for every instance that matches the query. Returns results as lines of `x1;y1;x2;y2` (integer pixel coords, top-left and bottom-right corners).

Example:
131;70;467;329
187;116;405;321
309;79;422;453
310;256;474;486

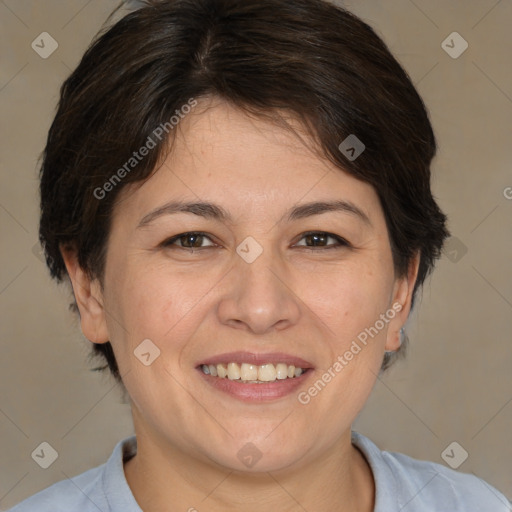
160;231;351;251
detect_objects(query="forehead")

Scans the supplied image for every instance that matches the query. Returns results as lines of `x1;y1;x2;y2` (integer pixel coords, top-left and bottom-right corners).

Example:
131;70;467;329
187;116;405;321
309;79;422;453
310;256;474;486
113;98;383;228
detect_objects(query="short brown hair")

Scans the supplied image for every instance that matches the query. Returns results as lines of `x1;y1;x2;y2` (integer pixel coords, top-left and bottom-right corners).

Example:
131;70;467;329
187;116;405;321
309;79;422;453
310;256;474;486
38;0;449;382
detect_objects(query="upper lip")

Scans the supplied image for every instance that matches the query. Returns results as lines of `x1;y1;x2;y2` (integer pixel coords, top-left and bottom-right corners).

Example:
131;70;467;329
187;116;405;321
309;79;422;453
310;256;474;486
197;351;314;368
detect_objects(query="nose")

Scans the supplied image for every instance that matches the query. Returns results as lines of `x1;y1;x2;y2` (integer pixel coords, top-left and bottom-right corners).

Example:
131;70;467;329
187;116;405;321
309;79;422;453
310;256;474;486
216;241;301;335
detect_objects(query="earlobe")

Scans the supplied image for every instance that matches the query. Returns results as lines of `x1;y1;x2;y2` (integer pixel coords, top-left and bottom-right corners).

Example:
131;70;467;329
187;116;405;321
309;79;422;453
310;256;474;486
385;252;420;352
60;245;110;344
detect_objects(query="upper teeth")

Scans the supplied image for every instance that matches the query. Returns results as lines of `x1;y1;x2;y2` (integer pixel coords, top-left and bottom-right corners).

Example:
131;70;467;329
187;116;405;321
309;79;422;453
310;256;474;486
201;362;304;382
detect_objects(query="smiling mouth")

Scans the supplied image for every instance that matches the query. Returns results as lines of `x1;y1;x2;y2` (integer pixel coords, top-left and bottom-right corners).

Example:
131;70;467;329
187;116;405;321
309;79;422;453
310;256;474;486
199;362;310;383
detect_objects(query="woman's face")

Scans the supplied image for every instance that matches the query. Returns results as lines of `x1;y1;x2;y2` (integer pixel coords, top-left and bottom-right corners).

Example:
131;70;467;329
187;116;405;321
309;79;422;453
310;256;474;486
71;97;416;472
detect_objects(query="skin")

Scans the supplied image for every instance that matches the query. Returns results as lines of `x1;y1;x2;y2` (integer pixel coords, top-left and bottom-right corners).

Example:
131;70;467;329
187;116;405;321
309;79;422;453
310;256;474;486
62;96;419;512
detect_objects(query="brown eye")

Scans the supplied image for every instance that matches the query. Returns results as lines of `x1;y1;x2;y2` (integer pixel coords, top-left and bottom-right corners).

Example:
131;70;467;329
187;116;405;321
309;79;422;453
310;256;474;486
162;232;216;249
295;231;350;250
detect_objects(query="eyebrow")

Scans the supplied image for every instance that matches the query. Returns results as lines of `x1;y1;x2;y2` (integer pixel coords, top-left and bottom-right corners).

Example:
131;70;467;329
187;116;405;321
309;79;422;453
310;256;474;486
137;199;371;228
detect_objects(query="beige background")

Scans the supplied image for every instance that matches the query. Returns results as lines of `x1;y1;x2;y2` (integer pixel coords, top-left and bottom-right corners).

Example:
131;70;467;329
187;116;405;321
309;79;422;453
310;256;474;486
1;0;511;508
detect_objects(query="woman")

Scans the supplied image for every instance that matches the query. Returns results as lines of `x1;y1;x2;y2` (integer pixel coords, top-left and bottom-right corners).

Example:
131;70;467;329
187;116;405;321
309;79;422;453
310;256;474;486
9;0;511;510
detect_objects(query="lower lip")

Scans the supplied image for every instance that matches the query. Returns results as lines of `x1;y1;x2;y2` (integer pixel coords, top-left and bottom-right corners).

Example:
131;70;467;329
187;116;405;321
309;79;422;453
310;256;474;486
196;368;313;402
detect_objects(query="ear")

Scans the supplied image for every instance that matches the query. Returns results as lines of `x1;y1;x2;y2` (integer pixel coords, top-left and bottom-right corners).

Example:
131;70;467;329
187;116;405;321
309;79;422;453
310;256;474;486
385;252;420;351
60;244;110;344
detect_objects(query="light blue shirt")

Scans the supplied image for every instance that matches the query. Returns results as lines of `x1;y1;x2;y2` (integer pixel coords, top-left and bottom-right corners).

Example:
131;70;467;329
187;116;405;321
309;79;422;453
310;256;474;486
8;432;511;511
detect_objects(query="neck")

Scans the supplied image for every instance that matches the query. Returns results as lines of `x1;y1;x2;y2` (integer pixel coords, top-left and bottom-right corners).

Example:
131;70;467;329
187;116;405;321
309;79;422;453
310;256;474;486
124;422;375;512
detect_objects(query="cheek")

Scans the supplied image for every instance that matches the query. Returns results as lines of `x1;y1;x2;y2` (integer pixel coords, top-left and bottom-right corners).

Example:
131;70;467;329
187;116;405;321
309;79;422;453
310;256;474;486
103;260;218;355
301;260;393;341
